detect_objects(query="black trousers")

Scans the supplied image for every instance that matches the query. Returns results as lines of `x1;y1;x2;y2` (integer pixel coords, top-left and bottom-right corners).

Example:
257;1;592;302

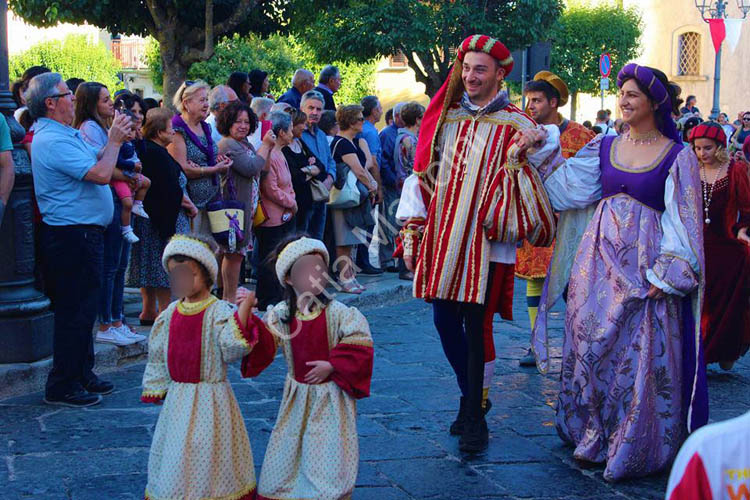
431;263;498;420
255;219;295;310
42;224;104;397
432;299;488;419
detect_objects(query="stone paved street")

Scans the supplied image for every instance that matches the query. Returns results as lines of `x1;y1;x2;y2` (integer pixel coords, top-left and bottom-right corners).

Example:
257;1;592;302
2;282;750;499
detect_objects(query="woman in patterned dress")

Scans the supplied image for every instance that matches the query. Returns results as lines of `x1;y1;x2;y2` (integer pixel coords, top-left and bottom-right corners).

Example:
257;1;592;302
520;64;707;481
167;80;233;244
127;107;197;323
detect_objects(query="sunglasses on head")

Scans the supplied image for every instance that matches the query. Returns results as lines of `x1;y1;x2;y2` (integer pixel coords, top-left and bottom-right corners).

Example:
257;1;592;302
48;91;72;100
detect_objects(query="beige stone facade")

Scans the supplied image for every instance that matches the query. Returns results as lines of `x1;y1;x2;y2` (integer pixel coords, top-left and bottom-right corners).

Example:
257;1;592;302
623;0;750;119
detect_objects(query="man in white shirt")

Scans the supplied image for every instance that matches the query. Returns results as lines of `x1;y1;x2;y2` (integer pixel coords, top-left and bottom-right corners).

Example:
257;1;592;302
249;97;274;149
595;109;617;136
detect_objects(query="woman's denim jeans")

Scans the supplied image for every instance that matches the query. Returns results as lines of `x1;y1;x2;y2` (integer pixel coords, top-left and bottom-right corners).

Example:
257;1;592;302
99;197;131;324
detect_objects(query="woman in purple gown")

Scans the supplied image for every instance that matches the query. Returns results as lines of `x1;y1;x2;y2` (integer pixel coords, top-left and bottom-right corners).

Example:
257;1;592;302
517;64;708;481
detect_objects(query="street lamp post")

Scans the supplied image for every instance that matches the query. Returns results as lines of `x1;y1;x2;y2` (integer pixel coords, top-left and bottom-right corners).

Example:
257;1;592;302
0;0;54;363
695;0;750;120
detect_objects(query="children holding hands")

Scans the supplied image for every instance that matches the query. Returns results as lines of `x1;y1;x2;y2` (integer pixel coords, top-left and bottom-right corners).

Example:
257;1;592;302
142;233;373;500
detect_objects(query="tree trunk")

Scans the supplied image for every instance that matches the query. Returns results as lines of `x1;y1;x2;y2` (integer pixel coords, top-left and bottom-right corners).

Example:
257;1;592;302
570;91;577;122
161;41;188;108
407;49;450;98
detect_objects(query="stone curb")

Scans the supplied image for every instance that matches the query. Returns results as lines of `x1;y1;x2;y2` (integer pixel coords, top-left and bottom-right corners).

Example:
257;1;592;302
0;275;413;400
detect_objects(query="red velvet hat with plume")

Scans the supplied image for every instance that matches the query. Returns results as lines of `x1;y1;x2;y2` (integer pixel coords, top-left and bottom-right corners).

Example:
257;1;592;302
413;35;513;175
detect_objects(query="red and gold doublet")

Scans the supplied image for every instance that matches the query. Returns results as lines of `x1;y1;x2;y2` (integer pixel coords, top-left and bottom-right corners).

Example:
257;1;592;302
414;101;537;304
515;119;595;279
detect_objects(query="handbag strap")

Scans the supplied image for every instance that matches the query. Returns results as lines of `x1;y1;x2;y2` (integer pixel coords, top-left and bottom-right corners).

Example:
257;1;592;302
331;137;341;159
224;168;238;201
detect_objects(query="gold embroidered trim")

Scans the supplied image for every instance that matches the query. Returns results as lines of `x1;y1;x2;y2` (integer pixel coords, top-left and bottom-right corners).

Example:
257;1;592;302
295;307;324;321
145;481;256;500
339;337;374;347
141;389;166;399
177;296;217;316
609;136;675;173
231;314;252;349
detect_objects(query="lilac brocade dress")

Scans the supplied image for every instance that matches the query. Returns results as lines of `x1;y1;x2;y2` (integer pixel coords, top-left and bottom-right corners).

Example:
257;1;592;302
532;134;706;481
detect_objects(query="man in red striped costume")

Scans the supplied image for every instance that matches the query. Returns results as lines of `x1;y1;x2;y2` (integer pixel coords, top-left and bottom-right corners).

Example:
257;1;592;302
396;34;555;452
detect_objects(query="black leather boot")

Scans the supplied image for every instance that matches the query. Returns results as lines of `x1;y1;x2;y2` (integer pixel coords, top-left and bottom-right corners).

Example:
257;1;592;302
449;397;468;435
459;416;489;452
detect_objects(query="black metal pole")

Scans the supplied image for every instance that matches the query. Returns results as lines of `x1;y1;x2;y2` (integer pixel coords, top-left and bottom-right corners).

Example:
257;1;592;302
709;0;727;120
710;45;722;120
0;0;54;363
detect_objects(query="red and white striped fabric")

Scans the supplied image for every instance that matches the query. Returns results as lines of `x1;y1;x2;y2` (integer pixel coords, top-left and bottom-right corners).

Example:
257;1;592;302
666;411;750;500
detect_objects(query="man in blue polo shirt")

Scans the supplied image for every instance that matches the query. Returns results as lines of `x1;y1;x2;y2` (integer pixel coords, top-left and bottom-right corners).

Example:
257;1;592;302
300;90;336;240
28;72;131;407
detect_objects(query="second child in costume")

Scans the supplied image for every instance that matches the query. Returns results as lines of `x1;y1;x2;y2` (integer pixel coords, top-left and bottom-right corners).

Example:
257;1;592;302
243;236;374;499
141;234;262;500
689;122;750;371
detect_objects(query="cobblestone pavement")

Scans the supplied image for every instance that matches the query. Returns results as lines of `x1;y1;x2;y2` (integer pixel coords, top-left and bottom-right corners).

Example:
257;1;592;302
2;286;749;499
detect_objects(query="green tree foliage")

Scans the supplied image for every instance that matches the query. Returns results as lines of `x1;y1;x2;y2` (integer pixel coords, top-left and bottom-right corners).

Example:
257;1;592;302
146;34;377;105
9;34;124;92
292;0;564;97
549;4;642;119
10;0;266;102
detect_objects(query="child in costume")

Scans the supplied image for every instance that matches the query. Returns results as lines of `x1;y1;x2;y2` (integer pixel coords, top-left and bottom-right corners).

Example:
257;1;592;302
243;235;374;500
141;233;263;500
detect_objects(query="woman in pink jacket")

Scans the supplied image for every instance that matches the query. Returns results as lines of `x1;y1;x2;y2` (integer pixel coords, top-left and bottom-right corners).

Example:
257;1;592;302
256;112;298;309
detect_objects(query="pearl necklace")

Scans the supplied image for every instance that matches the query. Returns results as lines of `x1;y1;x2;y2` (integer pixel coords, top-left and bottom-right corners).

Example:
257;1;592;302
625;129;662;146
701;162;727;224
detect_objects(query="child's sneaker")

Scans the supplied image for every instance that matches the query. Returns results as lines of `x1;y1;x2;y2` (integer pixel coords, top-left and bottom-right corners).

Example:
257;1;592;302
96;327;138;346
132;202;150;219
122;226;140;243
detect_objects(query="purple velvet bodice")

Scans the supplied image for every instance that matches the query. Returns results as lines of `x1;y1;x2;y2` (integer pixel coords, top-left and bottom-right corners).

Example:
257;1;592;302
599;135;683;212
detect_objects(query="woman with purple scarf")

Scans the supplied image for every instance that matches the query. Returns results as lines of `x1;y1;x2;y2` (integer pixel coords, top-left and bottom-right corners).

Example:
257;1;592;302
167;80;233;243
516;64;708;481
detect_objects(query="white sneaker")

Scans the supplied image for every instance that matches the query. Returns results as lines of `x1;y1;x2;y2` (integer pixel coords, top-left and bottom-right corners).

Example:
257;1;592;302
122;227;140;243
115;324;146;342
96;327;138;346
132;203;150;219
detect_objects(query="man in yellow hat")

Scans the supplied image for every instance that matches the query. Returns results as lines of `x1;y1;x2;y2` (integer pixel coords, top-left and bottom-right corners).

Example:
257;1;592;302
517;71;595;366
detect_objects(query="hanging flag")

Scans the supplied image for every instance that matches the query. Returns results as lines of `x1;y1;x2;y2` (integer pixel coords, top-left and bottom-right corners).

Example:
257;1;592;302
724;18;744;52
707;18;726;53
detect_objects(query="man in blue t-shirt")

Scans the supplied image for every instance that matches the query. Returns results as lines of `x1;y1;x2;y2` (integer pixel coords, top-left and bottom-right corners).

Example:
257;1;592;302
28;72;132;408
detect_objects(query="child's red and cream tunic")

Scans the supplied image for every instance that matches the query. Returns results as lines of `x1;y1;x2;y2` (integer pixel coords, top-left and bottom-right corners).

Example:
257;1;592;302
141;295;262;500
242;300;374;500
666;411;750;500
